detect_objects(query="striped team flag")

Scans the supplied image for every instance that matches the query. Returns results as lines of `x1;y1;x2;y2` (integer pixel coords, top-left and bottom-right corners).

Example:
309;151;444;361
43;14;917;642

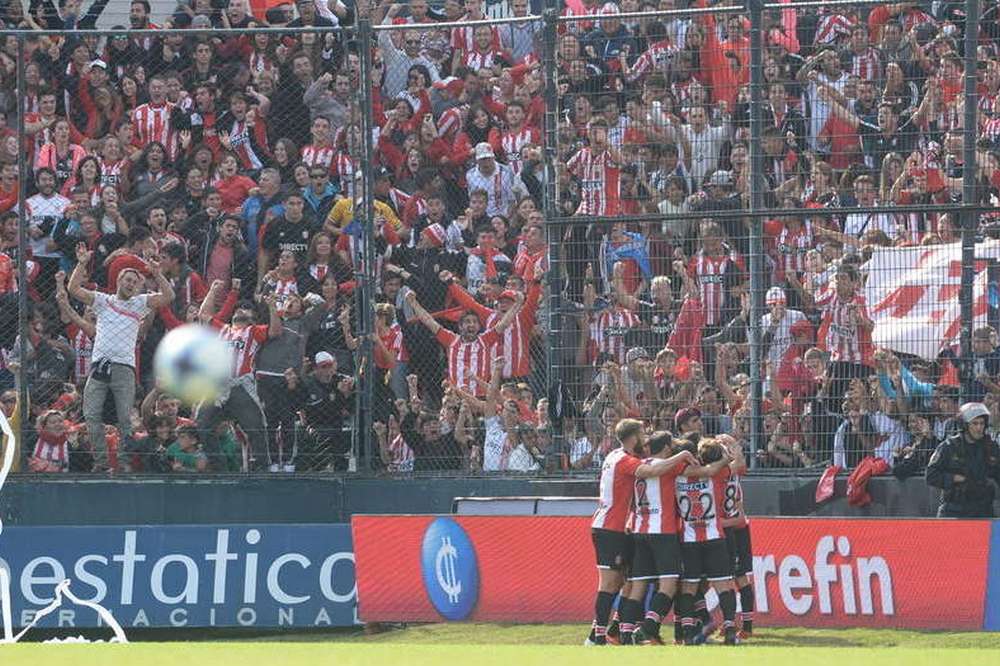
864;242;1000;360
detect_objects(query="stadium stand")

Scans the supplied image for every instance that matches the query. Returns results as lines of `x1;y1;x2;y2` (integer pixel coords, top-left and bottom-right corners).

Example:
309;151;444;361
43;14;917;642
0;0;997;484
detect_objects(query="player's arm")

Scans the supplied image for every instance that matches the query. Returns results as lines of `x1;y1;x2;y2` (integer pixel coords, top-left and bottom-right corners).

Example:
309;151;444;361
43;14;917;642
636;450;699;479
403;288;442;335
67;243;96;306
144;257;176;309
682;454;733;479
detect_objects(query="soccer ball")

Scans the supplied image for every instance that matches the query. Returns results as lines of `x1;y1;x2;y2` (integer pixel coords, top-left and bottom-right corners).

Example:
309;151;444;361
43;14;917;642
153;324;235;405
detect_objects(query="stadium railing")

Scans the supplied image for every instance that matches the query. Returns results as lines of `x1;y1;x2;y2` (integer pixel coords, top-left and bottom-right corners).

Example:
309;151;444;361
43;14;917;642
1;0;995;479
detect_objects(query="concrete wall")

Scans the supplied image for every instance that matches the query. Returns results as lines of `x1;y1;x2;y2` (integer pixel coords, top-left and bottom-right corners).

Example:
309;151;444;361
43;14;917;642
0;474;969;526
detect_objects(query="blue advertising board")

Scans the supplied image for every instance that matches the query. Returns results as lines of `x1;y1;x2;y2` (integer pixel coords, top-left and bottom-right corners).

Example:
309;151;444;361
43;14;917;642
0;524;357;629
985;521;1000;631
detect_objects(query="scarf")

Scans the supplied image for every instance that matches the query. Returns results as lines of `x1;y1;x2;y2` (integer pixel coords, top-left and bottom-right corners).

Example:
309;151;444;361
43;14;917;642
469;246;503;278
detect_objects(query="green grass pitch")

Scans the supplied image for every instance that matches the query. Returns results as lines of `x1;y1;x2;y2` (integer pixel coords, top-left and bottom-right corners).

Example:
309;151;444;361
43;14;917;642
2;624;999;665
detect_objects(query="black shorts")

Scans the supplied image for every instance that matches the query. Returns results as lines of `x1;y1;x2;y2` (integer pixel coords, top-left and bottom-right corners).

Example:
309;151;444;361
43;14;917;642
592;528;634;570
724;525;753;577
628;533;682;581
680;539;734;582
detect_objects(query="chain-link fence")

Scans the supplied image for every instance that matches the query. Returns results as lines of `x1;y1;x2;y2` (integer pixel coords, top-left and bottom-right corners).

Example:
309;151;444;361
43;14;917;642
0;0;995;478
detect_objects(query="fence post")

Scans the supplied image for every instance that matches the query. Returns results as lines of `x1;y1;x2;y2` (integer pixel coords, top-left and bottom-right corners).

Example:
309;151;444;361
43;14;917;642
15;33;28;465
960;0;982;402
356;13;377;471
747;0;766;468
542;1;563;464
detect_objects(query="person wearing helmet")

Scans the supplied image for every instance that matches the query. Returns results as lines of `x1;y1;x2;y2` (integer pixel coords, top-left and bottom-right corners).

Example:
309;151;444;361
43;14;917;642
925;402;1000;518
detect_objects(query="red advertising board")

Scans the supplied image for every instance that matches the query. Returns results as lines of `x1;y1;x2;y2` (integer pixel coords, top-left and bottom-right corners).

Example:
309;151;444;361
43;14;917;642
352;516;992;629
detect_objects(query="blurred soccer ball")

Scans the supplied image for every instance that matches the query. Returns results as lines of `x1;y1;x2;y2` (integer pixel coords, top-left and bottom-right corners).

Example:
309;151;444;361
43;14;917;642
153;324;234;405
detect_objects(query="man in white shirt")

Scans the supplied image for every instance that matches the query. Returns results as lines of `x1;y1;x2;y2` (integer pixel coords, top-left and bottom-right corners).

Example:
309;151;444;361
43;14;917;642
842;175;896;240
25;167;69;294
797;48;849;152
762;286;806;371
481;355;541;472
466;142;520;218
679;104;730;187
68;243;174;472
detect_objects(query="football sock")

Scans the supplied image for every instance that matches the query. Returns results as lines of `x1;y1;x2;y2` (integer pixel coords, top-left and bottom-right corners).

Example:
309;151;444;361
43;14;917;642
739;584;755;633
694;593;711;628
676;592;696;642
718;589;737;629
619;597;642;639
594;591;615;629
641;592;673;636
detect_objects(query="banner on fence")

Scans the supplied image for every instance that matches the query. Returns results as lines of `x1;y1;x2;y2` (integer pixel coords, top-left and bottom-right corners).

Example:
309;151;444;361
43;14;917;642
352;516;993;630
0;524;357;629
864;241;1000;360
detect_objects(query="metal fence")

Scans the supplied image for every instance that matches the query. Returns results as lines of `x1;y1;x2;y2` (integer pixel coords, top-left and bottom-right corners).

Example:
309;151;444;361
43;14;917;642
0;0;995;477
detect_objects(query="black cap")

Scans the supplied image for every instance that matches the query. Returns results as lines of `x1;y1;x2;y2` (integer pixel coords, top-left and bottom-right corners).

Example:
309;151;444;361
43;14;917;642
374;166;393;181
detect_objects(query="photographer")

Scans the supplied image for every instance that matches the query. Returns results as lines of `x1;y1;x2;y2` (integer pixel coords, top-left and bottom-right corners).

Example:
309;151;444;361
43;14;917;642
926;402;1000;518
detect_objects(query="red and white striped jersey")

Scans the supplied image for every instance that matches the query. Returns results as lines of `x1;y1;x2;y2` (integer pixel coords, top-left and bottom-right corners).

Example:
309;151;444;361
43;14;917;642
132;102;178;160
848;47;882;82
589;307;641;365
271;276;300;314
983;117;1000;143
591;447;642;532
562;4;599;34
497;126;540;175
435;327;501;395
626;40;675;83
451;21;500;53
302;144;336;171
721;471;749;529
219;323;270;377
689;250;744;327
332;151;355;199
437;107;464;143
379;323;406;367
99;158;128;192
773;221;814;283
226;120;269;171
386;433;415;472
814;287;873;365
485;300;538;378
675;466;730;543
463;48;507;71
567;147;621;216
631;461;687;535
32;435;68;468
67;324;94;384
813;12;856;45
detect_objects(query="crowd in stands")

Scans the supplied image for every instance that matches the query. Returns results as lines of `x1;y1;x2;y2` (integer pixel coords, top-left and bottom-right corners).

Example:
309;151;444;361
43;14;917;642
0;0;998;476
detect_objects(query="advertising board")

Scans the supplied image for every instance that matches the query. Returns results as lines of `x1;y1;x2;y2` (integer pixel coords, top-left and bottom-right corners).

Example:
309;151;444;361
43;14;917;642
353;516;993;630
0;524;357;629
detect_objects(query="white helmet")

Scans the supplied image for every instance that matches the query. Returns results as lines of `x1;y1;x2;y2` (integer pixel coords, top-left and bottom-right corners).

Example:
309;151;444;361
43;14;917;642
959;402;990;426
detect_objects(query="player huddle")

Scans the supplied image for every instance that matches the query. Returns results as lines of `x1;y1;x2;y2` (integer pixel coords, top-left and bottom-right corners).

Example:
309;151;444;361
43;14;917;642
587;414;753;647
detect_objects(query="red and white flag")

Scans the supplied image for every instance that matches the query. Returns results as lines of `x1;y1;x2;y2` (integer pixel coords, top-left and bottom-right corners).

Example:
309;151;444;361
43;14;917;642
865;242;997;359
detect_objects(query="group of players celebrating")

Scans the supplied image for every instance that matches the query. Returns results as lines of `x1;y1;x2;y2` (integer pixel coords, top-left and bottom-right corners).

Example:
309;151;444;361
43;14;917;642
587;412;753;647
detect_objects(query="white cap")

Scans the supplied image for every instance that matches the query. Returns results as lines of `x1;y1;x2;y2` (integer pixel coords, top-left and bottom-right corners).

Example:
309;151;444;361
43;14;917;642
475;142;495;160
314;351;336;367
766;286;786;305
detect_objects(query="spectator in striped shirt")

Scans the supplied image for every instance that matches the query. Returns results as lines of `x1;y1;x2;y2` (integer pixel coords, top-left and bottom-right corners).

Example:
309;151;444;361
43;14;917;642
404;286;523;396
